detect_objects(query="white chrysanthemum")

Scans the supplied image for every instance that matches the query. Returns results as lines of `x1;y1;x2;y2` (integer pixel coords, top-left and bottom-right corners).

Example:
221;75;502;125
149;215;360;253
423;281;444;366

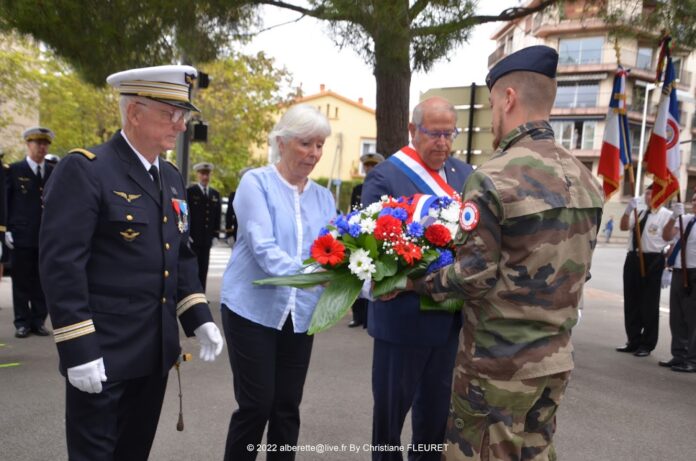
348;249;376;281
428;207;439;218
360;217;376;234
441;203;460;223
365;202;383;216
348;213;361;225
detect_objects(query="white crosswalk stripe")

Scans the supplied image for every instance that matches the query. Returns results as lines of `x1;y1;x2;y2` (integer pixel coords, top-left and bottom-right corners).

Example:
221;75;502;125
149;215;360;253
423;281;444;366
207;245;232;277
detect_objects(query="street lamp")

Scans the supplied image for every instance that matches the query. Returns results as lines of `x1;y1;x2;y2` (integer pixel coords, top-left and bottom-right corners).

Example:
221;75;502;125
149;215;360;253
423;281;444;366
634;82;657;197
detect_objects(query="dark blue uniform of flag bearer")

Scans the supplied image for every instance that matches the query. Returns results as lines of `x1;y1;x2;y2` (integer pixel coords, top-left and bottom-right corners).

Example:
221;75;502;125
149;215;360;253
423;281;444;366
39;132;214;460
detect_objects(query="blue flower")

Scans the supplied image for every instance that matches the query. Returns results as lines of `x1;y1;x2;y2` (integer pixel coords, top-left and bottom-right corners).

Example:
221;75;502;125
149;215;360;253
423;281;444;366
391;207;408;221
431;196;452;210
335;215;350;235
348;224;361;238
319;227;330;236
406;222;424;238
427;249;454;273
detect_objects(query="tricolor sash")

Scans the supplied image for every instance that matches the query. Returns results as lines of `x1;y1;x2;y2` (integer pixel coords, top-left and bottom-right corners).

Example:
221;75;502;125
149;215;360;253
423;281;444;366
388;146;457;197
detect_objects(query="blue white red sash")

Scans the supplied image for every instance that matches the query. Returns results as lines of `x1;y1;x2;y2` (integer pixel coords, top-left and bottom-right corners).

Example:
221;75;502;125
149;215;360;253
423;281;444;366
388;146;457;197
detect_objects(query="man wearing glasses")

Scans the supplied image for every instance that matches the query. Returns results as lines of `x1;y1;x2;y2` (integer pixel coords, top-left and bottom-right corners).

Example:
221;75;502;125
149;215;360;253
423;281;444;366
39;65;223;460
362;96;473;460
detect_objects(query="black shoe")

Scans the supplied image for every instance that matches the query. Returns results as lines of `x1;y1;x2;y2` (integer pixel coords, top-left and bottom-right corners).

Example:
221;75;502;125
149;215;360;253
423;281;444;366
671;363;696;373
15;327;30;338
633;348;651;357
616;345;638;353
348;320;362;328
659;358;685;368
31;326;51;336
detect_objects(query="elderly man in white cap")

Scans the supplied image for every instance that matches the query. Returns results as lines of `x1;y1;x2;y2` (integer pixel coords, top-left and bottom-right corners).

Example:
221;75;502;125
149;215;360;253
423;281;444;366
39;65;223;460
7;127;55;339
187;162;221;290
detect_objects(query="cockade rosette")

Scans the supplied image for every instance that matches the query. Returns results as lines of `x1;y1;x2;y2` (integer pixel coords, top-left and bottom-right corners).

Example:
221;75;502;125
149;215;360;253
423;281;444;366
254;194;464;334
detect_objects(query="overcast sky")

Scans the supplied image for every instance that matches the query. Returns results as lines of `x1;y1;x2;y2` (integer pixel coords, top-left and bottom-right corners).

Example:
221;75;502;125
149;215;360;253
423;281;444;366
242;1;520;110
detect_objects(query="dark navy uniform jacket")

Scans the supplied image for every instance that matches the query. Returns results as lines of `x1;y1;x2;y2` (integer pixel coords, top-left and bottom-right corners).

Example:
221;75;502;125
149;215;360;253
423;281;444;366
361;155;472;346
39;132;213;381
7;159;53;248
224;191;237;240
186;184;221;248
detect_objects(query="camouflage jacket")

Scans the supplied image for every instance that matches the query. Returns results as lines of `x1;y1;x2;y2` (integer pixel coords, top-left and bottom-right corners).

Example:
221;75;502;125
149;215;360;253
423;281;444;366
413;121;604;380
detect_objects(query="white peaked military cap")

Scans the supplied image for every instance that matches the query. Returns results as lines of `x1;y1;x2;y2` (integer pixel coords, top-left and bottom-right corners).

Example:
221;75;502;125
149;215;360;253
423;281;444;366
107;65;200;111
23;127;55;143
360;152;385;165
193;162;214;172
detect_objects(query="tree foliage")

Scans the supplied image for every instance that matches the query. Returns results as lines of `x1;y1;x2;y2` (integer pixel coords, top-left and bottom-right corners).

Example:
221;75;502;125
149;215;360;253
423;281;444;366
0;34;42;134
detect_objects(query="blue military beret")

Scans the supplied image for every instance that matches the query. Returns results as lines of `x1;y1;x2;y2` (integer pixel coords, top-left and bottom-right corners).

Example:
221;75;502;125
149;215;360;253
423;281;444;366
486;45;559;90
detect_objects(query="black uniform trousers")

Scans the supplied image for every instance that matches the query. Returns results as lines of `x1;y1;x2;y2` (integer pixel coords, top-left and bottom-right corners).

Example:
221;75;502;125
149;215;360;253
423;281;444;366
66;373;168;461
669;268;696;365
371;320;459;461
623;251;664;351
222;306;313;461
351;298;368;327
192;243;211;290
11;246;47;330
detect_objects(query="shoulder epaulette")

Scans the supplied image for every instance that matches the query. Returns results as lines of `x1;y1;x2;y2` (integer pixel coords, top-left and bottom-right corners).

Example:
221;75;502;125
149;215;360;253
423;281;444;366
69;148;96;160
164;158;179;171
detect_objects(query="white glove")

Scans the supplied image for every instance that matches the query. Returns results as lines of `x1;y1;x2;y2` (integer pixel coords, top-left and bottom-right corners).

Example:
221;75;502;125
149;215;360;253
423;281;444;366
671;202;685;219
194;322;223;362
67;357;107;394
661;269;672;289
5;231;14;250
625;197;639;215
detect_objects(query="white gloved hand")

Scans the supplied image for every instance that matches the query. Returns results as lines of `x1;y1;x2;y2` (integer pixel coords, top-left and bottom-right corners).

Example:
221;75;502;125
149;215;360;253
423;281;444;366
194;322;223;362
67;357;107;394
661;269;673;289
360;279;374;301
625;197;639;215
5;231;14;250
671;202;685;219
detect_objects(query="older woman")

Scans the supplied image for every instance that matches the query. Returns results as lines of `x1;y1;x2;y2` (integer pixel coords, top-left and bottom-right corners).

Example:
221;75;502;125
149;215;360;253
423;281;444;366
220;104;335;460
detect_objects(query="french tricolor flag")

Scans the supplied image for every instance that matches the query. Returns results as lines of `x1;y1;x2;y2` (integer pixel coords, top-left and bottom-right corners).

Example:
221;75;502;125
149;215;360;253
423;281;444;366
644;55;680;209
597;67;631;200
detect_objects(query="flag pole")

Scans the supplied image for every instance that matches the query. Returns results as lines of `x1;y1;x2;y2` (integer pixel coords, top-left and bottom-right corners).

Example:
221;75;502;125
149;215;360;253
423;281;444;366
614;38;647;277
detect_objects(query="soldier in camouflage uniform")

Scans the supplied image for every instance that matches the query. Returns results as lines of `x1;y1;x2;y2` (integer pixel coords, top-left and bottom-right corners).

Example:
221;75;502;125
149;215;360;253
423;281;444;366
402;46;604;460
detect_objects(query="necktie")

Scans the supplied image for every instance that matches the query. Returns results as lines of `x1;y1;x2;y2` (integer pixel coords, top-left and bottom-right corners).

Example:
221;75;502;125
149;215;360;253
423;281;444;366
204;186;208;197
668;216;696;267
37;164;42;180
149;165;160;190
632;210;650;251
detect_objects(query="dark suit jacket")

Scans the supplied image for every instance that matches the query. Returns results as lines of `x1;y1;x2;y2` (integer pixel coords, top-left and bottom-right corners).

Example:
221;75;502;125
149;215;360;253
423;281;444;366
39;132;213;380
7;158;53;248
225;191;238;240
351;183;363;209
186;184;221;248
362;154;473;346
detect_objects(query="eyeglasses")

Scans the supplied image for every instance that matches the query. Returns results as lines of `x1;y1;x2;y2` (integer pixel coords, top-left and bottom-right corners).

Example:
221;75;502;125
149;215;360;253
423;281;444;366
136;101;192;124
417;124;460;141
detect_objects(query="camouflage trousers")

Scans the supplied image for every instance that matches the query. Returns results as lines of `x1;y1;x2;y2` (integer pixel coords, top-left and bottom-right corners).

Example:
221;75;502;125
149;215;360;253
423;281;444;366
442;371;571;461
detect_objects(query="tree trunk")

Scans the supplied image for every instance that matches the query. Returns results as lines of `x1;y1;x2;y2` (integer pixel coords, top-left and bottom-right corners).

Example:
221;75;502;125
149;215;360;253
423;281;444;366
372;17;411;157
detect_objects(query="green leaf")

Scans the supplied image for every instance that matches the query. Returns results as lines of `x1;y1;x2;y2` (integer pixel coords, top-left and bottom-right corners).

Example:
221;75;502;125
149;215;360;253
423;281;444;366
308;272;363;335
419;296;464;313
253;271;335;289
372;271;408;298
380;255;398;277
362;235;379;259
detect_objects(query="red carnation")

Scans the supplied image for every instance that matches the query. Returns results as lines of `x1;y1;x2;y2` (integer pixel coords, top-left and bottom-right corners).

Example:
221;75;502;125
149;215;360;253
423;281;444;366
394;241;422;265
374;215;403;241
310;235;346;266
424;224;452;247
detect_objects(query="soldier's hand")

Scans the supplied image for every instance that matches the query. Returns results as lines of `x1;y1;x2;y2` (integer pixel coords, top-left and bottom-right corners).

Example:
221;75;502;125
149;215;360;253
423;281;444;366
624;197;639;215
671;202;685;219
194;322;223;362
5;231;14;250
67;357;107;394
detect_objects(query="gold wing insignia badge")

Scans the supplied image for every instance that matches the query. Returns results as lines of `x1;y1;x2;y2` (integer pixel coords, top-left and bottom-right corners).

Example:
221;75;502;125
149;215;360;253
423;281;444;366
120;229;141;242
113;190;142;203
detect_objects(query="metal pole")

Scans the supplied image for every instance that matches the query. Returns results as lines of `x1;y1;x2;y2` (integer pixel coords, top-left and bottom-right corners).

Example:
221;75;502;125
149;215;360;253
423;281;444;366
176;124;192;186
466;82;476;165
635;83;655;197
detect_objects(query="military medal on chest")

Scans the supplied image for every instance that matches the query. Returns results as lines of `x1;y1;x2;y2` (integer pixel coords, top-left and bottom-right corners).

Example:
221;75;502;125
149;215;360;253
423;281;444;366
171;198;189;233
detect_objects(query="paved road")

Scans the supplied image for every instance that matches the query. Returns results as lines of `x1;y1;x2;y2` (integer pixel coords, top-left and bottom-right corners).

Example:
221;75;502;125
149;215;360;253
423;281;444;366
1;244;694;460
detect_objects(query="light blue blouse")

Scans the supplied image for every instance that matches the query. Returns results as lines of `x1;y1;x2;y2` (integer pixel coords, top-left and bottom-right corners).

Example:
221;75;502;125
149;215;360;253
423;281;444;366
220;165;336;332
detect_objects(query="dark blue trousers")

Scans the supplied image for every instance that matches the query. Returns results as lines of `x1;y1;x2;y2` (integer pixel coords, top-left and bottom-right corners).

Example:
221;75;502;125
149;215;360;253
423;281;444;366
371;321;459;461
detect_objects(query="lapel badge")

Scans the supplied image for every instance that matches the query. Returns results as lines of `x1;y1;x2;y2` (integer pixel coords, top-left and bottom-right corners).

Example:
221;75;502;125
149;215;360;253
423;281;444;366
113;190;142;203
170;186;178;196
171;198;189;233
18;176;31;182
120;228;141;242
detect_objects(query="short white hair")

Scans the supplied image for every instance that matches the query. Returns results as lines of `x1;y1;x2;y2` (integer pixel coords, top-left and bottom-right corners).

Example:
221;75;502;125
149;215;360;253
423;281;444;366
268;104;331;161
118;95;140;127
